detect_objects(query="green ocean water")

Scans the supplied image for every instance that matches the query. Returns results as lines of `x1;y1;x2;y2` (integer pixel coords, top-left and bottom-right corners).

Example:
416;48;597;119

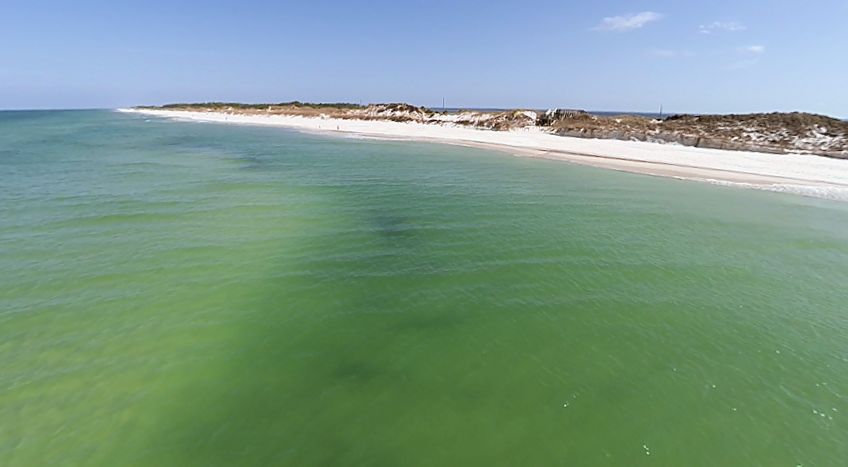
2;110;848;466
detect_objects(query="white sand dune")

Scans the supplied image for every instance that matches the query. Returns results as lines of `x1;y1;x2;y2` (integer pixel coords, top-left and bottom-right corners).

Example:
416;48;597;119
119;108;848;201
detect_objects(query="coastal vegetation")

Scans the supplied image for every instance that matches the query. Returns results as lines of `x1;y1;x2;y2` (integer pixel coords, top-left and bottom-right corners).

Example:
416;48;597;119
545;109;848;157
142;102;848;158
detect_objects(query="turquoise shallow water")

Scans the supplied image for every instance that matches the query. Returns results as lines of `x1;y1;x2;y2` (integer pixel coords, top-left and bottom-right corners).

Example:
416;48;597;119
2;110;848;466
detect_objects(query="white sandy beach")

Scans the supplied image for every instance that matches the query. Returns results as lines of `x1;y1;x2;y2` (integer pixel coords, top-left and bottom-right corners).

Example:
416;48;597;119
119;108;848;201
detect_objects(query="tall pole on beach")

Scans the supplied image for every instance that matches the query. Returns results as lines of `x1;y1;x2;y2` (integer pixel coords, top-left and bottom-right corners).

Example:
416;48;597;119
442;98;446;112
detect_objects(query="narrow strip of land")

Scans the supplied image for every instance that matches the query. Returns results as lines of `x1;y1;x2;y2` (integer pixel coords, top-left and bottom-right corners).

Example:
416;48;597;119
119;106;848;201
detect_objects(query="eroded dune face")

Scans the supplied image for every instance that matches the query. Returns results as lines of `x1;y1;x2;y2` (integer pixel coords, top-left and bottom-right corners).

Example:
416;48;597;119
545;110;848;158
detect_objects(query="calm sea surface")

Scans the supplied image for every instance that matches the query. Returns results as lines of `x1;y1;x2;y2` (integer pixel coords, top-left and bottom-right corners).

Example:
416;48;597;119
2;110;848;466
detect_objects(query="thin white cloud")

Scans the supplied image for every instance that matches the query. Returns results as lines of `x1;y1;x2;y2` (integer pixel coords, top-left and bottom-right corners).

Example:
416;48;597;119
729;45;765;69
651;49;678;58
649;49;695;59
738;45;766;54
699;21;746;34
594;12;663;32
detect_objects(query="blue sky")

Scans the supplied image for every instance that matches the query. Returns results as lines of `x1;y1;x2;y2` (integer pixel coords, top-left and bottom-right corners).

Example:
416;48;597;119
2;0;847;116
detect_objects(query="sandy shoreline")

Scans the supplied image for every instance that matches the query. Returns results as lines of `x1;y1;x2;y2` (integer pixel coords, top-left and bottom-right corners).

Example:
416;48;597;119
119;108;848;201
